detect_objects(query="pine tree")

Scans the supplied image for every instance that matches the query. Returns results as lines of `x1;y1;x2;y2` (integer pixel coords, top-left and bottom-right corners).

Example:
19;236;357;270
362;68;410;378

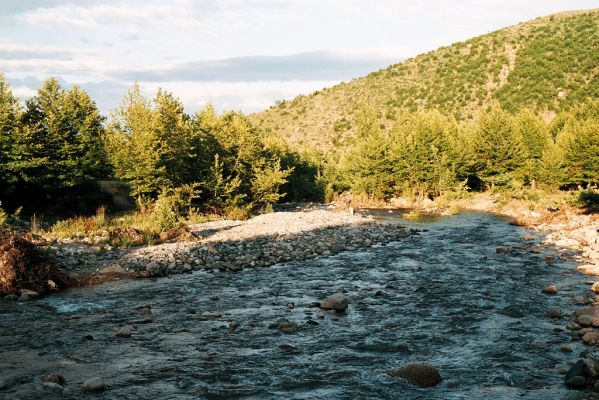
472;109;527;188
105;83;167;202
16;78;105;188
0;74;21;189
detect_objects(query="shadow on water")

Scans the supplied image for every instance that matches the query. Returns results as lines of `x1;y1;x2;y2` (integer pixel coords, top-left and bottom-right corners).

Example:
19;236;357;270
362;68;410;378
0;212;587;399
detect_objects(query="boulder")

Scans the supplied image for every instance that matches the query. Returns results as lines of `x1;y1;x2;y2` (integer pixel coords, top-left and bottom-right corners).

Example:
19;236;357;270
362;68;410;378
41;374;65;385
81;377;105;393
319;294;349;311
542;285;557;294
278;321;298;333
566;375;588;388
582;332;599;345
116;325;133;337
387;362;442;387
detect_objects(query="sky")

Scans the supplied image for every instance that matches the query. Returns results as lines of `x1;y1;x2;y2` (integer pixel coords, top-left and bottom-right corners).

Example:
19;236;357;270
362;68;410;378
0;0;596;114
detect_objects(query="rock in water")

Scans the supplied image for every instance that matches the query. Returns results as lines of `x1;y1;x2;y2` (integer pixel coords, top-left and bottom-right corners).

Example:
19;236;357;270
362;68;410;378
81;377;105;392
319;294;349;311
566;375;588;388
42;374;65;385
116;325;133;337
542;285;557;294
388;362;442;387
278;321;298;333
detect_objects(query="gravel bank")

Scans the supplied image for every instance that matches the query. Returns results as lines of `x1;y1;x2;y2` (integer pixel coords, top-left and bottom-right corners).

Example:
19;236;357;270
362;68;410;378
50;208;416;281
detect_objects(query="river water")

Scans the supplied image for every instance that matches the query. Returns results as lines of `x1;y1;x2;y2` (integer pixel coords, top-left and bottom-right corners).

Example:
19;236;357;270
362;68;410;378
0;212;587;399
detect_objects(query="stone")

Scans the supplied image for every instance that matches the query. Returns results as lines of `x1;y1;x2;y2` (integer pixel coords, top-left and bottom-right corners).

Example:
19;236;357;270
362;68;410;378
319;294;349;311
228;320;240;332
592;282;599;294
546;310;563;319
561;346;573;353
0;376;6;390
116;325;133;337
567;360;588;380
81;377;105;392
42;374;65;385
278;321;298;333
583;332;599;345
3;294;18;301
316;312;325;319
387;362;442;387
542;285;557;295
566;375;588;388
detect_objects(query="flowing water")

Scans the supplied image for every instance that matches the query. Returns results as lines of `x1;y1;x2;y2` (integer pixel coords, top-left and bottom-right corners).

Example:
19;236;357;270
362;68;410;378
0;212;587;399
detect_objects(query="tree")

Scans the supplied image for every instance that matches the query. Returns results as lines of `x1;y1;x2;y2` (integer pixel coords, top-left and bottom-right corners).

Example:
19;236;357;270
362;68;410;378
391;111;457;198
339;107;396;199
471;109;527;188
513;109;552;185
16;78;106;188
557;118;599;186
105;83;167;202
0;74;21;189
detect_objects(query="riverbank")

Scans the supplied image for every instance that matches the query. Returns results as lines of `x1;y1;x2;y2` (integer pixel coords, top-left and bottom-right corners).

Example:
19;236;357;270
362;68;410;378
1;206;417;297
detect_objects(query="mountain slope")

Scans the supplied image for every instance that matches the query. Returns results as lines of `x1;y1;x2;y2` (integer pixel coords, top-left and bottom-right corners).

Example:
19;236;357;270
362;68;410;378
253;9;599;151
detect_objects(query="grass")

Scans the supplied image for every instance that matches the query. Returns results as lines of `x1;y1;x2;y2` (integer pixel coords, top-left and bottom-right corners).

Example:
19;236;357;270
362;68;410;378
38;203;256;248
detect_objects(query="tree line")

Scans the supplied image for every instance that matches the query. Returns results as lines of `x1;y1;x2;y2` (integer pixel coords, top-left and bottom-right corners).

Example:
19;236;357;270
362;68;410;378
0;75;321;216
331;102;598;200
0;73;597;218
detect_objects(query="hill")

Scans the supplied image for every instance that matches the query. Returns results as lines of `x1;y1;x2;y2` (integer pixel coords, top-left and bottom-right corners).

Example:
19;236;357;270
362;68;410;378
252;9;599;151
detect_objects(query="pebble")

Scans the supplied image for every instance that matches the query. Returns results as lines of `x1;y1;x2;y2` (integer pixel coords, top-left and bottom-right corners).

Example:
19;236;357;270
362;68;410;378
42;374;65;385
319;294;349;311
228;320;240;332
81;377;106;392
560;346;573;353
546;310;563;319
278;321;298;333
566;375;588;388
116;325;133;337
386;362;442;387
542;285;558;295
582;332;599;345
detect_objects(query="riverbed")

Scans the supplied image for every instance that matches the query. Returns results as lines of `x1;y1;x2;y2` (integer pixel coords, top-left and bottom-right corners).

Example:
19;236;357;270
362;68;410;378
0;212;586;399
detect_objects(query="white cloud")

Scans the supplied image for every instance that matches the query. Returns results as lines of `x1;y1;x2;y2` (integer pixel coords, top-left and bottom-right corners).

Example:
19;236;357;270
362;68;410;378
138;80;338;113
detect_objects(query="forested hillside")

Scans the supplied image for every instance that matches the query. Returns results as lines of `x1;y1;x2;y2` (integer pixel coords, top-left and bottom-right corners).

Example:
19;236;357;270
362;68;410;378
253;9;599;151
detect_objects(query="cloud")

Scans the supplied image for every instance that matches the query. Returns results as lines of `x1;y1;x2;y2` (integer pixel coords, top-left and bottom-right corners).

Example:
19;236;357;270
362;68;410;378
137;80;339;113
114;51;399;82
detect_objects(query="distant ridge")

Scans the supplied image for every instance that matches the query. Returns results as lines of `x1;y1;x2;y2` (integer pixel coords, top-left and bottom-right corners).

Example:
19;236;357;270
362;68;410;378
252;9;599;151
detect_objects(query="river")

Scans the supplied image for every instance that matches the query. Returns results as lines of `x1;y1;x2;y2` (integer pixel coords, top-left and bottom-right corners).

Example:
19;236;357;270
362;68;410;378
0;212;586;399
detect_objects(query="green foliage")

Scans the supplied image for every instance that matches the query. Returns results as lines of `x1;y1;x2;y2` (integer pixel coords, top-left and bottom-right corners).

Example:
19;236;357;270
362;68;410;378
15;78;106;188
0;204;7;228
254;10;599;151
471;109;527;188
153;190;181;231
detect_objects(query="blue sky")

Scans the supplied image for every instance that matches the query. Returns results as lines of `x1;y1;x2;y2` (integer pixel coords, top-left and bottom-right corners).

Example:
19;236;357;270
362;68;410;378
0;0;596;114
